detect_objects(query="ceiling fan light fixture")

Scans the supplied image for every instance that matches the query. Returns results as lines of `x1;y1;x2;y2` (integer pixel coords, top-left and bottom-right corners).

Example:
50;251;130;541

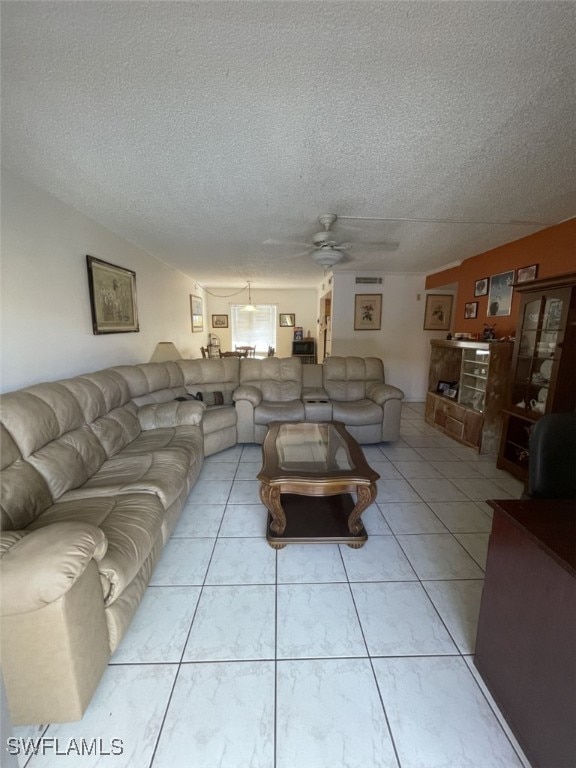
311;248;345;268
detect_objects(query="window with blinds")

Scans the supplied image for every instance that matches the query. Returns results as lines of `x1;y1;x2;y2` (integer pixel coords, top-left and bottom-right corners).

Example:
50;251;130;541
231;305;277;355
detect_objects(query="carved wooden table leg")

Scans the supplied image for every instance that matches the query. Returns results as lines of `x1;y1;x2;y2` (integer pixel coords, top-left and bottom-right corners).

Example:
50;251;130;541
348;482;377;535
259;483;286;535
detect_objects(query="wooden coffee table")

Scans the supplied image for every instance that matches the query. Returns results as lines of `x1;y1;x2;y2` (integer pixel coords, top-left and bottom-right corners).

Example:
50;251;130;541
257;421;380;549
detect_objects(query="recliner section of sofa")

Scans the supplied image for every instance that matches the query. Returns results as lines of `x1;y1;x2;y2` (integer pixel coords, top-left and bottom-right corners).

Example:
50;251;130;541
234;355;404;444
0;363;208;725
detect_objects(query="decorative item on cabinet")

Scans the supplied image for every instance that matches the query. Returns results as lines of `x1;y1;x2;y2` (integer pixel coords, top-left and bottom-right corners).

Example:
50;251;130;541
497;272;576;482
425;340;513;453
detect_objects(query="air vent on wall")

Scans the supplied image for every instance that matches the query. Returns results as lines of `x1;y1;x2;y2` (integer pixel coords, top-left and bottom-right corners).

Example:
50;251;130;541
355;277;383;284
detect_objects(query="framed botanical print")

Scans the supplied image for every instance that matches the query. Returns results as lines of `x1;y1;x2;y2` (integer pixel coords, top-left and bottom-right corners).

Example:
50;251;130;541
190;295;204;332
86;255;139;334
423;294;453;330
354;294;382;330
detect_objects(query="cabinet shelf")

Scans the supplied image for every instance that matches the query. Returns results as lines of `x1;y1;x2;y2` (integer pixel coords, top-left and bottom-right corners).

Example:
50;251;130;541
497;273;576;482
426;340;513;453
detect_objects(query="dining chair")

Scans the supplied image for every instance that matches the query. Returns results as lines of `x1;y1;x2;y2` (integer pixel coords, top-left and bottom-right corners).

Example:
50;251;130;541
235;345;256;357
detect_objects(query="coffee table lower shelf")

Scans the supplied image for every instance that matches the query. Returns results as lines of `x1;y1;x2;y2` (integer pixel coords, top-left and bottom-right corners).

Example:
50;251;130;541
266;493;367;549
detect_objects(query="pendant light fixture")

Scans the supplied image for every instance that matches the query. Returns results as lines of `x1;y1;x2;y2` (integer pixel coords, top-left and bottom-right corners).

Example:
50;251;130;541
241;281;257;312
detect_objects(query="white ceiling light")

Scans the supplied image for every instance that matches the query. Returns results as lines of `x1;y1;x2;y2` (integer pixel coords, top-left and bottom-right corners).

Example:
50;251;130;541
240;280;257;311
311;248;345;268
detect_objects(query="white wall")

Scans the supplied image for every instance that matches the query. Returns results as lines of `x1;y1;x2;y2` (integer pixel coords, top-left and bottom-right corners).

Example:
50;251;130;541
205;287;318;358
330;273;432;401
0;170;207;392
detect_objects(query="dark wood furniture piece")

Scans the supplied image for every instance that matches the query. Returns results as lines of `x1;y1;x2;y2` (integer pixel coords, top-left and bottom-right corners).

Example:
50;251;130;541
497;272;576;482
257;421;379;549
235;345;256;357
475;499;576;768
425;340;513;453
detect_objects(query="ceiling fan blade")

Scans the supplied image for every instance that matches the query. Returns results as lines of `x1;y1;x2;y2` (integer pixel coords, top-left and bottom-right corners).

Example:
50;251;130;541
263;239;311;247
333;222;365;232
285;249;314;259
346;241;400;252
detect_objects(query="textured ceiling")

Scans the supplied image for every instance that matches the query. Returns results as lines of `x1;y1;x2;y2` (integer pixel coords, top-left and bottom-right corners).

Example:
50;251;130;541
2;1;575;288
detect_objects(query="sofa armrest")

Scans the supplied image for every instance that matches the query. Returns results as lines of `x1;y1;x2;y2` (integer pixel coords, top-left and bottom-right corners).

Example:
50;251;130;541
366;383;405;405
0;522;107;616
233;385;262;407
138;400;206;430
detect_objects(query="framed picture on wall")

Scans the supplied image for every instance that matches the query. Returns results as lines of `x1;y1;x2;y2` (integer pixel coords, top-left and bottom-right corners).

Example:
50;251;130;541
423;294;453;330
474;277;489;297
212;314;228;328
354;294;382;330
464;301;478;319
279;313;295;327
190;295;204;332
487;270;515;317
516;264;538;283
86;255;139;334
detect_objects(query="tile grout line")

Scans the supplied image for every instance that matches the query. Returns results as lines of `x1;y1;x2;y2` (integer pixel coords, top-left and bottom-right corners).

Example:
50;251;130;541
147;455;238;768
341;541;404;768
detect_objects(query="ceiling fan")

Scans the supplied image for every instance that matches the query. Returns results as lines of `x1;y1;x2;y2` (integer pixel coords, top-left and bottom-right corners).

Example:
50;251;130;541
263;213;400;269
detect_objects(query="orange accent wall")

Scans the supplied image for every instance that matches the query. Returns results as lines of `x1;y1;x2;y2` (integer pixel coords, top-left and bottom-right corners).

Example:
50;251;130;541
425;219;576;337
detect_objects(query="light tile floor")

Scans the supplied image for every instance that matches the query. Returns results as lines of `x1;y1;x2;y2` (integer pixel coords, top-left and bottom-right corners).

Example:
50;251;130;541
14;403;533;768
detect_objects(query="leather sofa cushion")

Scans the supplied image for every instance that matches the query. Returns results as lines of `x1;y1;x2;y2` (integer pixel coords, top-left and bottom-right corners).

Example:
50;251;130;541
119;425;205;457
59;448;193;510
240;358;302;402
323;357;385;401
112;363;185;398
0;427;53;530
0;385;86;458
27;494;164;606
254;400;305;425
89;403;142;457
26;425;108;500
177;358;240;396
203;406;237;435
332;399;384;426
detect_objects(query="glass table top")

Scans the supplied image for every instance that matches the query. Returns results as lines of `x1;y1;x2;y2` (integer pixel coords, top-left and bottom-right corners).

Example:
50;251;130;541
276;423;353;472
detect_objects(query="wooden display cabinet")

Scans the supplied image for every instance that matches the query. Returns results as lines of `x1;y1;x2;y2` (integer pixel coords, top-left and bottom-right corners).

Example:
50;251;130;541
425;340;513;453
497;273;576;481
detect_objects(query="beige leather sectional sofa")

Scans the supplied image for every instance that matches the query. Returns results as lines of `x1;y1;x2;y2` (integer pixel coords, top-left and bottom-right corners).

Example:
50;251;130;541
0;356;403;725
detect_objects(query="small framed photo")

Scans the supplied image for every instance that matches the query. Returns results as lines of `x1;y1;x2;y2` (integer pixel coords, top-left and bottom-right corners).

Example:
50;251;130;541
444;388;458;399
474;277;489;297
86;255;139;334
212;314;228;328
354;294;382;331
190;295;204;333
464;301;478;319
279;313;295;327
436;380;455;394
423;294;453;331
516;264;538;283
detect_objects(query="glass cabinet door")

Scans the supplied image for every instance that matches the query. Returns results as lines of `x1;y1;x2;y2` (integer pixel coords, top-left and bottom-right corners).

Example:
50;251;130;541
511;292;564;416
459;348;491;412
